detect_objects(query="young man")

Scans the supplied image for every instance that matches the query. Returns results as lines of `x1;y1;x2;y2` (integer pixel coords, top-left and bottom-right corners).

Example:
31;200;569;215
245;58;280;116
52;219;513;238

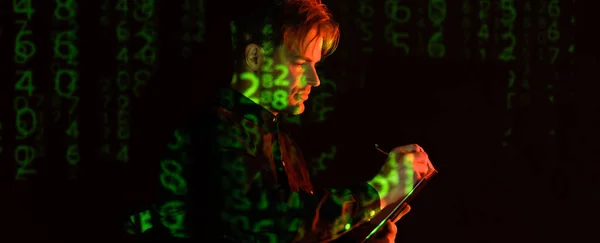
129;1;435;242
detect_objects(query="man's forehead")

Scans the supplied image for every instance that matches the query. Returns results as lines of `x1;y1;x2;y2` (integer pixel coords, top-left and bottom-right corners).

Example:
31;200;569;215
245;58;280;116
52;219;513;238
290;28;323;61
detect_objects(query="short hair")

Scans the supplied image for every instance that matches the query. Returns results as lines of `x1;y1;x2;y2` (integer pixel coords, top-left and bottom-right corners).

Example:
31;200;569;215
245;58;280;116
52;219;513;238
230;0;339;67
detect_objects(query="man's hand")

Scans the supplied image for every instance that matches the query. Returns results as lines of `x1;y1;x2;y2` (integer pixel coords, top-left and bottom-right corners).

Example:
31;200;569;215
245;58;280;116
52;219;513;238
390;144;435;180
367;203;411;243
369;144;436;208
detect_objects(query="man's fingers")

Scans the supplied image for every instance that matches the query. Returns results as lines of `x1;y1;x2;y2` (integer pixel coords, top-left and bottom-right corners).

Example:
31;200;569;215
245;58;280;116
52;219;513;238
395;144;424;153
392;203;411;223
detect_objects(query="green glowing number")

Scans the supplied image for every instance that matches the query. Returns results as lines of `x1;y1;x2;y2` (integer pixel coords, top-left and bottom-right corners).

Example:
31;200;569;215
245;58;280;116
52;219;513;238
160;159;187;195
116;0;128;12
479;0;491;19
548;1;560;18
54;31;78;65
66;121;78;139
262;73;273;88
383;24;409;55
477;24;489;40
549;47;559;64
55;69;78;98
136;24;156;43
499;33;515;62
253;220;277;243
15;70;35;96
547;24;560;42
507;70;515;88
54;0;77;21
66;144;80;165
260;90;273;104
271;90;288;110
117;48;128;63
13;0;35;19
385;2;411;24
167;130;184;150
117;71;130;91
427;31;445;58
499;0;516;25
135;45;156;65
15;145;37;180
117;21;130;42
117;144;128;162
274;64;290;86
428;0;447;26
261;57;274;72
134;0;155;22
14;20;35;64
14;97;36;139
134;70;150;98
239;72;260;104
159;200;187;238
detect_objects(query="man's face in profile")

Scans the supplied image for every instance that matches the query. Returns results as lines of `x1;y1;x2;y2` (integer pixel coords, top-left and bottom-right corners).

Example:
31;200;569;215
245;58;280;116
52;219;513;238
270;27;323;115
235;26;324;116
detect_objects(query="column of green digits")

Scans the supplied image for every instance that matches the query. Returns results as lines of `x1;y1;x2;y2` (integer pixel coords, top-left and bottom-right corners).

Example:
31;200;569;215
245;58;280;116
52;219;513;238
99;0;111;156
116;0;130;163
357;0;374;53
427;0;446;58
478;0;491;60
52;0;80;179
181;0;193;58
384;0;410;55
217;119;252;235
462;0;473;60
158;129;189;237
133;0;157;98
14;0;38;181
498;0;516;62
547;0;560;123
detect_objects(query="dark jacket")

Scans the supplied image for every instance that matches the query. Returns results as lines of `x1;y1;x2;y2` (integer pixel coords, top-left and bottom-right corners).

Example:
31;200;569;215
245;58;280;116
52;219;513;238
126;88;381;242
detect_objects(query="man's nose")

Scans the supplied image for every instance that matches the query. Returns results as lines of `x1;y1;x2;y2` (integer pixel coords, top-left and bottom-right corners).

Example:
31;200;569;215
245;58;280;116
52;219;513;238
304;67;320;87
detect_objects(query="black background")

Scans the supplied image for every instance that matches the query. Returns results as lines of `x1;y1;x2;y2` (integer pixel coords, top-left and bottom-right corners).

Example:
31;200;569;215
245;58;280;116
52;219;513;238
2;0;599;242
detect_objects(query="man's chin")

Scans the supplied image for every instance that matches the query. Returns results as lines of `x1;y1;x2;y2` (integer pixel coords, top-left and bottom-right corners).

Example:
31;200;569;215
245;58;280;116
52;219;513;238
290;103;305;115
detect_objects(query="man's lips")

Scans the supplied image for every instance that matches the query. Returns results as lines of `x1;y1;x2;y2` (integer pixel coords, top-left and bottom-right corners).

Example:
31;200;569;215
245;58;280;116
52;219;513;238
297;92;309;100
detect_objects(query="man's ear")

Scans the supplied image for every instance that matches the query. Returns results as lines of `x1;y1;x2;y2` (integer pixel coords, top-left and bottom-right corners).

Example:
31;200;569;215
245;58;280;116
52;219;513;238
244;43;264;71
